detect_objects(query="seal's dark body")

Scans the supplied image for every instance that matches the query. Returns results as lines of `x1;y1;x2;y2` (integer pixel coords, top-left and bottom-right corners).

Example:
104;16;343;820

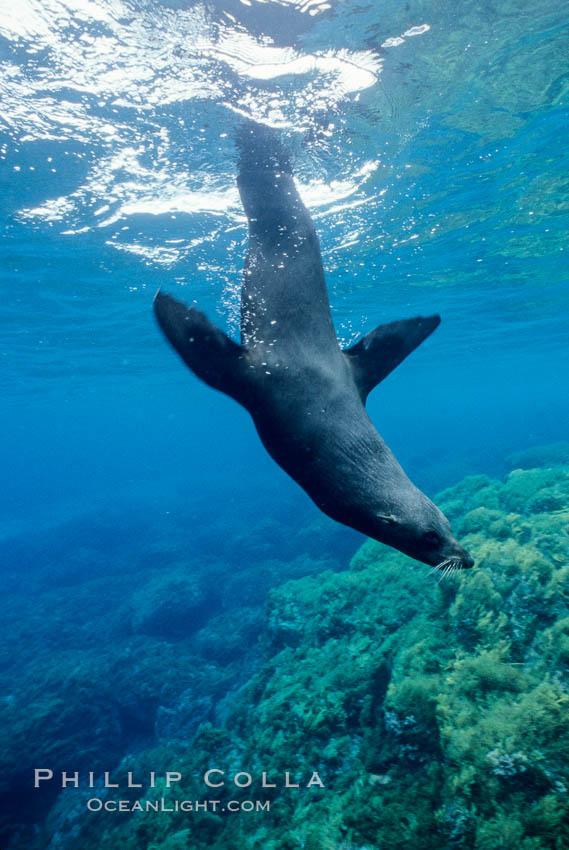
154;124;473;569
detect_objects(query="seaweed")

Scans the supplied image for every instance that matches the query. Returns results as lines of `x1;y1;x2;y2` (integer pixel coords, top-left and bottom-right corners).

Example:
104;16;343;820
6;444;569;849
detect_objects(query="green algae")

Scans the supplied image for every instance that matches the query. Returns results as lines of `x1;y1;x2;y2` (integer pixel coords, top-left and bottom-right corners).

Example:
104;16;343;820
20;446;569;849
506;443;569;471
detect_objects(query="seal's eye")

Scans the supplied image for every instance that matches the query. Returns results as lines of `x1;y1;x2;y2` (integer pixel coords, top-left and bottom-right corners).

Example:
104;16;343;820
423;531;441;547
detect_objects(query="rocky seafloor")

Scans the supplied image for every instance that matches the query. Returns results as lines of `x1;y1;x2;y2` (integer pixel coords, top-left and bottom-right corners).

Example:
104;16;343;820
4;443;569;849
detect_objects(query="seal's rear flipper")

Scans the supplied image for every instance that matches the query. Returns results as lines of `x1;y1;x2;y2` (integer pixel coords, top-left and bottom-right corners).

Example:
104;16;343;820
345;314;441;402
154;290;252;406
236;120;291;175
236;121;314;250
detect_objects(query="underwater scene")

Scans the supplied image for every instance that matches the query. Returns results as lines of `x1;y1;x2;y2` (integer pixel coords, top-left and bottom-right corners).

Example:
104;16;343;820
1;0;569;847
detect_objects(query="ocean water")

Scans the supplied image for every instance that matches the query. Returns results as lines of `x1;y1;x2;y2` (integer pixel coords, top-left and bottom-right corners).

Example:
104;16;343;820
1;0;568;847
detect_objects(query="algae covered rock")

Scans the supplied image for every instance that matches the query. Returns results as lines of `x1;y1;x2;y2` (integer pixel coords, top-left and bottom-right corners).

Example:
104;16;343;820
506;441;569;471
11;453;569;850
129;568;218;638
500;467;569;514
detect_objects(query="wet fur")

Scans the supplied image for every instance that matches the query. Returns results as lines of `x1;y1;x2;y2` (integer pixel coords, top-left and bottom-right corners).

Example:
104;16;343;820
154;122;474;573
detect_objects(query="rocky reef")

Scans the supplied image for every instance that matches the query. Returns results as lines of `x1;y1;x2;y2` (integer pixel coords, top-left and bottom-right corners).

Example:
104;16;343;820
0;495;352;848
4;447;569;849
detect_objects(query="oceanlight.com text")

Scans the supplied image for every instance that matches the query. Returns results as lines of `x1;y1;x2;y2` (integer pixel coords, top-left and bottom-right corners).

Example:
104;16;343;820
86;797;271;813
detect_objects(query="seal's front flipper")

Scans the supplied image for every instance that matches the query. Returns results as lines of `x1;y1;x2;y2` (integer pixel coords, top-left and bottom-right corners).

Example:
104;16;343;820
154;290;252;406
345;314;441;402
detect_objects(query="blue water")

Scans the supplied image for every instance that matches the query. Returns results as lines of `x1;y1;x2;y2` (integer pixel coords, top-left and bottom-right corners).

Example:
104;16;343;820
0;0;568;844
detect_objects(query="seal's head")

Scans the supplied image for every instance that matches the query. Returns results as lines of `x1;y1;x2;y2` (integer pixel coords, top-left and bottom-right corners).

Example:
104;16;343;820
367;486;474;573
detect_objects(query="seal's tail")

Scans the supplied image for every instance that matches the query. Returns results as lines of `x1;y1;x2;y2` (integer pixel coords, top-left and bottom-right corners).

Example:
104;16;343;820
236;120;292;177
236;121;314;248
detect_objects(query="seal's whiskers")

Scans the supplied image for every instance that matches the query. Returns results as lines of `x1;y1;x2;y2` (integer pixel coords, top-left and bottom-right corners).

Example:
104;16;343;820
437;559;462;582
427;558;451;577
427;558;464;581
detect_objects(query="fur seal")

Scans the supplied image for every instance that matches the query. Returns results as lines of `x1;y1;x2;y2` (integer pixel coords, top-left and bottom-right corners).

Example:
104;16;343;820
154;123;473;573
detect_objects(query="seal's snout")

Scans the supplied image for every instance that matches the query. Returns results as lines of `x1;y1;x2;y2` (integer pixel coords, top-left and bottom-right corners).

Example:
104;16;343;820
462;553;475;570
